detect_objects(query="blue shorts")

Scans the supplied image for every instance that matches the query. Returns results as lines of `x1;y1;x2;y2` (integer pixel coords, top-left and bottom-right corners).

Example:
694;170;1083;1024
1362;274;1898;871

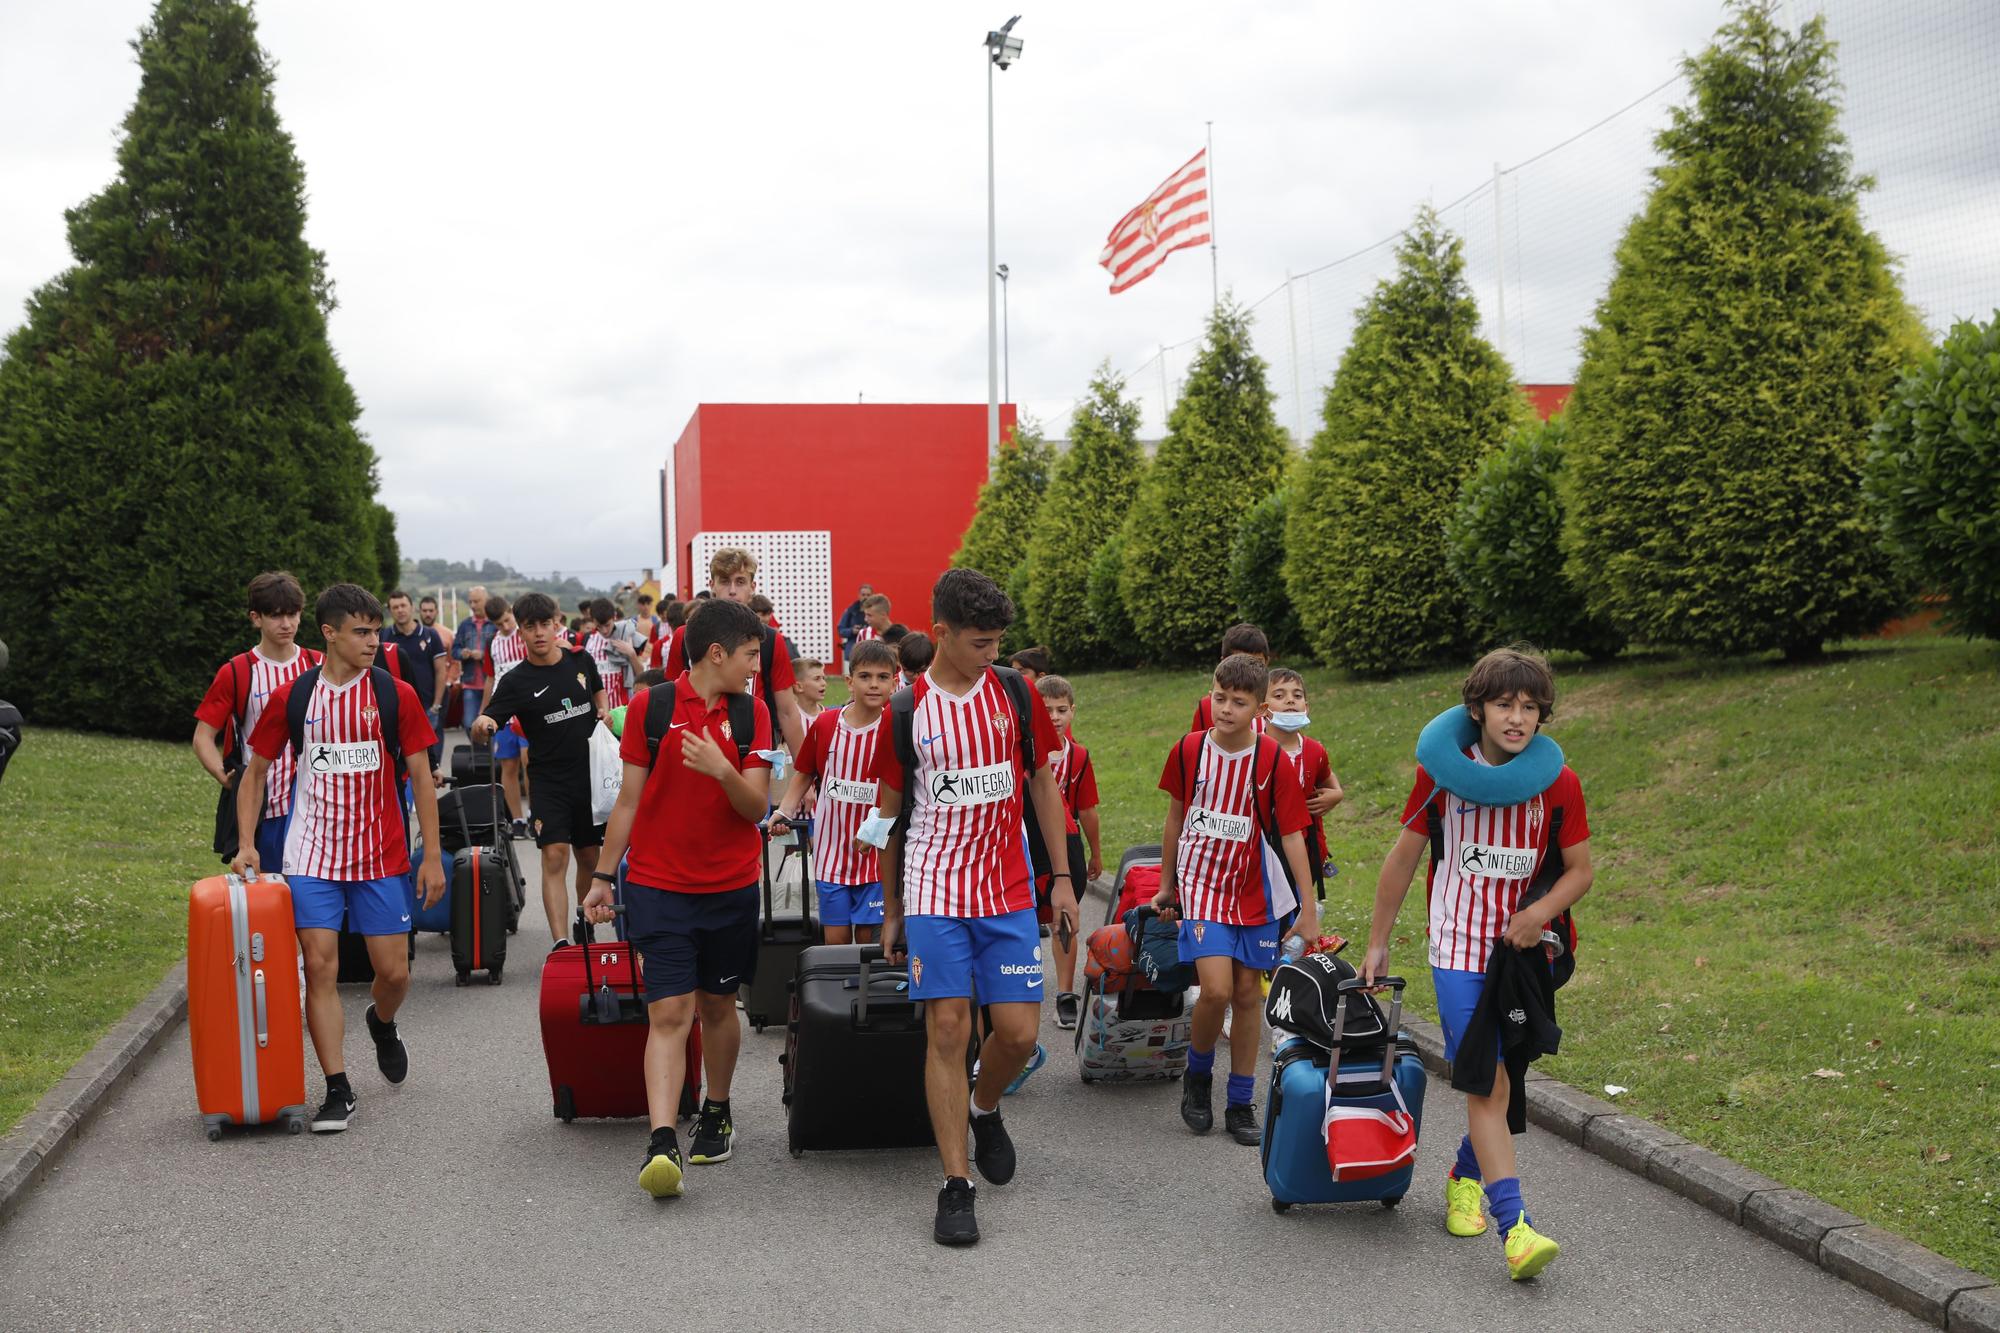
1178;919;1281;971
905;908;1043;1003
622;882;759;1003
816;880;884;928
291;873;414;936
493;727;528;761
1432;966;1501;1064
253;809;290;880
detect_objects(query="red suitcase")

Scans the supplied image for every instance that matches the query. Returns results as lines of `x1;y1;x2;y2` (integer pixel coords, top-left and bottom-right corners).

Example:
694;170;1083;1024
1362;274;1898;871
188;872;309;1138
540;912;701;1122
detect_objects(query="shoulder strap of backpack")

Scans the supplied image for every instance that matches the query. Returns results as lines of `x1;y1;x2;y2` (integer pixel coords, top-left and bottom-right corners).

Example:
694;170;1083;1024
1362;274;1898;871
991;665;1038;778
760;625;782;728
1427;786;1447;868
370;666;407;791
286;665;322;761
1526;805;1567;896
223;651;253;761
728;690;755;765
1176;732;1203;806
889;684;918;840
643;685;672;770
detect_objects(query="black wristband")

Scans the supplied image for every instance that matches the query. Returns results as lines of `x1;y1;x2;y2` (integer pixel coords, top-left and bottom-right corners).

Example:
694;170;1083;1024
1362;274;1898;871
591;871;616;884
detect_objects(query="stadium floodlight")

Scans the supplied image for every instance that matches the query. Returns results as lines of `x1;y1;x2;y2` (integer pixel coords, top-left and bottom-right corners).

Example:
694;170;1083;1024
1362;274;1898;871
986;16;1023;69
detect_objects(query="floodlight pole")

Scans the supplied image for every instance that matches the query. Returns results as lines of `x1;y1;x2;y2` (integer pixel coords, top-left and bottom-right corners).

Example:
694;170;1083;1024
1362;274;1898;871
997;264;1011;404
986;50;1000;453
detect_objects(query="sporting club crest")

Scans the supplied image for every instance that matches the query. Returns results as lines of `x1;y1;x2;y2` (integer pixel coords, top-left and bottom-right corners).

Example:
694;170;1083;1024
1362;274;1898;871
911;955;923;987
720;718;734;741
1193;922;1207;943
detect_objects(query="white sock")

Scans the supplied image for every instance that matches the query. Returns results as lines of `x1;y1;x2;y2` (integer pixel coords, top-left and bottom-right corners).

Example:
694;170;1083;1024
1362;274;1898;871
970;1097;998;1118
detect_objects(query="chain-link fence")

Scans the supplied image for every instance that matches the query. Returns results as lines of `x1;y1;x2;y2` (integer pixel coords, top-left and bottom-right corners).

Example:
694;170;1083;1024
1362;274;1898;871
1123;0;2000;442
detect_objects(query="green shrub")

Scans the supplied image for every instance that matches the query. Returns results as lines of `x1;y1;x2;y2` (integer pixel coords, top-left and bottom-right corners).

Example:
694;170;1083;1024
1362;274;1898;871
1447;416;1624;658
1001;559;1037;657
1286;208;1533;674
1086;527;1140;667
1866;313;2000;639
1563;3;1924;660
1228;489;1306;656
952;419;1052;584
0;0;393;737
1120;301;1289;660
1024;366;1144;665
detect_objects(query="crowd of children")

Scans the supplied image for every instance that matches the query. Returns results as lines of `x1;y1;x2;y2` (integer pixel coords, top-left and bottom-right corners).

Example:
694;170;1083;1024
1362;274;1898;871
192;557;1590;1278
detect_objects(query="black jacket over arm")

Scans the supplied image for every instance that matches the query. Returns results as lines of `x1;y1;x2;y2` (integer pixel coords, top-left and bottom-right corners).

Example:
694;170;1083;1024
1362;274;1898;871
1449;942;1562;1134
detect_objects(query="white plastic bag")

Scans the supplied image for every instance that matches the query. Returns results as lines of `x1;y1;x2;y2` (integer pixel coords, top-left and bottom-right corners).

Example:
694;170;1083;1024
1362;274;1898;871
588;722;622;825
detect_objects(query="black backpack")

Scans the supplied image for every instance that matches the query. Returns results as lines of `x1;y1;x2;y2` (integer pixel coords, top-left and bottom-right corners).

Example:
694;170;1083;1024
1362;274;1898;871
640;682;756;773
887;665;1048;880
0;698;22;787
284;665;408;834
1426;788;1577;988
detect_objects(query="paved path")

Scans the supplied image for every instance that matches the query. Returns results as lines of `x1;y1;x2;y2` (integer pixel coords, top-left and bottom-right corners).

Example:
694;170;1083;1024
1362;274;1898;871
2;809;1922;1331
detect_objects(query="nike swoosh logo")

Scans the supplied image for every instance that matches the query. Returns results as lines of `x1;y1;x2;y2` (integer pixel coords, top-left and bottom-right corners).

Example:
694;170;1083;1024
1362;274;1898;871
534;686;550;697
669;721;689;731
1025;979;1043;989
303;715;322;724
400;914;411;923
920;734;943;746
718;975;738;986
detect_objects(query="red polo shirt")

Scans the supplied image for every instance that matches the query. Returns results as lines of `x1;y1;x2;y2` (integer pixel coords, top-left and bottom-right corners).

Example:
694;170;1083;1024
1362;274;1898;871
619;678;772;893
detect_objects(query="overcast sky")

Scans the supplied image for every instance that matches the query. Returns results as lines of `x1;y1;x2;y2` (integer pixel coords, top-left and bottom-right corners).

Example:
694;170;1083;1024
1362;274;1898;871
4;1;1993;580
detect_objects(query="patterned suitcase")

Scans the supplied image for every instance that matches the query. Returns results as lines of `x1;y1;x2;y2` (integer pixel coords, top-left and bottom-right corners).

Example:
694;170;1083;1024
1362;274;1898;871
1075;982;1191;1082
188;873;308;1139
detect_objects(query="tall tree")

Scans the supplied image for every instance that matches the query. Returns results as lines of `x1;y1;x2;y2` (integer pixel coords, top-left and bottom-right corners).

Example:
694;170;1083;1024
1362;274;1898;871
951;419;1053;590
1563;1;1924;660
1286;208;1533;673
0;0;389;736
1023;366;1145;665
1120;300;1289;660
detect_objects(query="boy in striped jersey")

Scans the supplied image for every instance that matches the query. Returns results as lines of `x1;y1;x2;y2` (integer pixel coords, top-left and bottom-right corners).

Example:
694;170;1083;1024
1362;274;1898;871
1153;653;1317;1145
877;569;1076;1246
1035;674;1102;1030
193;571;322;871
482;596;532;834
1363;646;1593;1281
769;640;897;944
232;585;445;1134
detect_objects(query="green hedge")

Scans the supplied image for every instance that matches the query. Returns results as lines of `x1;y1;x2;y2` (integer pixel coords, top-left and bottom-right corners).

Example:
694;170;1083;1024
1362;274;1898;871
1023;366;1145;666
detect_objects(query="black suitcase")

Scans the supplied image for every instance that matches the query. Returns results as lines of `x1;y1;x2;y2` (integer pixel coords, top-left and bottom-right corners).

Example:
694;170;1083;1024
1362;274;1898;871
450;846;509;985
335;899;416;983
451;737;494;788
741;823;817;1033
440;782;524;934
782;944;936;1155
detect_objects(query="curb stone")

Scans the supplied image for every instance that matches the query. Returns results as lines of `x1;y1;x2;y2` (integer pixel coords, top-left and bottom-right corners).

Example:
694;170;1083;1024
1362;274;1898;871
1397;1016;1993;1326
0;962;188;1227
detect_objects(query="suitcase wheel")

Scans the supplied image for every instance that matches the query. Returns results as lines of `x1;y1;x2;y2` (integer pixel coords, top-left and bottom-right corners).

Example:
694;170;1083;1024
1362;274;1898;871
205;1125;224;1143
752;1020;766;1034
287;1113;306;1135
1381;1195;1402;1208
1271;1199;1292;1214
507;923;518;936
555;1086;576;1123
456;971;471;987
488;967;503;986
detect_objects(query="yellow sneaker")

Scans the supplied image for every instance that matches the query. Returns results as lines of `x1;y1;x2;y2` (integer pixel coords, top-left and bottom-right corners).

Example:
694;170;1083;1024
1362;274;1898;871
1504;1218;1559;1281
1445;1174;1489;1236
638;1145;685;1198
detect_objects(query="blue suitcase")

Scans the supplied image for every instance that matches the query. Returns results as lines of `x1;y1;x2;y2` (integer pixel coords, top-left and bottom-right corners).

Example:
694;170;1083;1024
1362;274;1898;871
1263;975;1426;1212
410;839;455;934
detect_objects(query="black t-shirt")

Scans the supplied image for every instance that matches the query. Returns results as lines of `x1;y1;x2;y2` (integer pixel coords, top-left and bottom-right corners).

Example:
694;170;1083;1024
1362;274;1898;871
481;649;604;777
384;624;446;706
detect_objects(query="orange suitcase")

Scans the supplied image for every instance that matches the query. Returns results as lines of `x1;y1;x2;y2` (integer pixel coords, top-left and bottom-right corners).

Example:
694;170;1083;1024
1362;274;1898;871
188;872;309;1138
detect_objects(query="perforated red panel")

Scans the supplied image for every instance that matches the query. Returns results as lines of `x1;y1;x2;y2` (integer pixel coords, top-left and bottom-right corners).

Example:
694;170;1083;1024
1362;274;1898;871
690;530;834;663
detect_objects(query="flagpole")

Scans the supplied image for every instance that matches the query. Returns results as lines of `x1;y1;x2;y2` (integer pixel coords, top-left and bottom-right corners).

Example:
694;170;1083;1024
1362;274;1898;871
1206;120;1218;308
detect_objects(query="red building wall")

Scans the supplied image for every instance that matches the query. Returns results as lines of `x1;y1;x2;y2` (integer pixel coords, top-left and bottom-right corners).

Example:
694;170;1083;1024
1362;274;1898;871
666;403;1010;654
1523;384;1574;420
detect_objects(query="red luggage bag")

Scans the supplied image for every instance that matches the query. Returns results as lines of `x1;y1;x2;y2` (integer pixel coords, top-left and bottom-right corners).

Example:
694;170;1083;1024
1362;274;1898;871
189;872;308;1138
539;911;701;1122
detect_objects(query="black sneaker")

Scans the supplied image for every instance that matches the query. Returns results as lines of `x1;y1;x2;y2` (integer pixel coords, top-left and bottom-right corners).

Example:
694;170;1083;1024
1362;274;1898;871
969;1108;1016;1185
1180;1071;1214;1134
311;1087;356;1133
510;818;529;840
934;1176;979;1245
364;1004;408;1085
1224;1102;1263;1146
1054;992;1081;1030
689;1101;733;1164
549;938;573;952
639;1129;685;1198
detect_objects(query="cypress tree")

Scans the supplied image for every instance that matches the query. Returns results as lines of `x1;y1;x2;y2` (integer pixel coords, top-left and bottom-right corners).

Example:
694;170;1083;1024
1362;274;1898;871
1023;365;1145;665
1228;489;1306;657
0;0;390;736
1285;208;1533;674
951;419;1053;587
1563;2;1924;660
1120;300;1289;661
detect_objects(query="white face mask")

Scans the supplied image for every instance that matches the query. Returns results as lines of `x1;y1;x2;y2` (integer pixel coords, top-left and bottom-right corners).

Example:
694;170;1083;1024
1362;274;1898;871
1268;711;1311;732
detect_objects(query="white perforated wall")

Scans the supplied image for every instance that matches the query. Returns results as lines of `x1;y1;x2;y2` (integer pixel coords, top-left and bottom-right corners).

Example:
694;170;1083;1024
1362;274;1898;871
689;530;834;664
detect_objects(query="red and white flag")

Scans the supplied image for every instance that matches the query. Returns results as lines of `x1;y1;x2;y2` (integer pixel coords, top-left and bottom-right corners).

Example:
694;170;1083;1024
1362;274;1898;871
1099;148;1211;295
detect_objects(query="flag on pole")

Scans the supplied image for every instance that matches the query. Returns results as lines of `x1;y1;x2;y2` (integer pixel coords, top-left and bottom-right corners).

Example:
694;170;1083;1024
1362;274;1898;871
1099;149;1212;295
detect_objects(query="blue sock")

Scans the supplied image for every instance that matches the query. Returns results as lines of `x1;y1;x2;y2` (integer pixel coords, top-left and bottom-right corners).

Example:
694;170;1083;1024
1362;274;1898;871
1226;1072;1255;1108
1486;1177;1528;1236
1187;1046;1215;1076
1453;1135;1482;1182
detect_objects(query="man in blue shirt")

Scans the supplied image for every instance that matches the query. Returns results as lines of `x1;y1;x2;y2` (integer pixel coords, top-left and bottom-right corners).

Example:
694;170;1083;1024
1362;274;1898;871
386;589;450;770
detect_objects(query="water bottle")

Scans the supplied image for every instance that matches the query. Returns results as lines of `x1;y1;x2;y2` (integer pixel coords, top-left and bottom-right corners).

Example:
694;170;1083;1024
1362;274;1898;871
1281;935;1307;964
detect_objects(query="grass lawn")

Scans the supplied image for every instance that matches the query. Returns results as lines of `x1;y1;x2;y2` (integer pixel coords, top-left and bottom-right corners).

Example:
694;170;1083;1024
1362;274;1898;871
4;637;1996;1275
0;729;217;1135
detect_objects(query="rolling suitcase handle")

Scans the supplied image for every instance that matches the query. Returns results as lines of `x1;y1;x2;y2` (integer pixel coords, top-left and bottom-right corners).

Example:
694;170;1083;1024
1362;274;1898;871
1335;975;1405;1089
758;819;816;936
852;943;916;1031
574;907;644;1025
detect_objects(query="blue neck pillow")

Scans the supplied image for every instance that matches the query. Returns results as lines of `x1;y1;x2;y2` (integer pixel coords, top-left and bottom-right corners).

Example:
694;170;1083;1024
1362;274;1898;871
1413;706;1563;808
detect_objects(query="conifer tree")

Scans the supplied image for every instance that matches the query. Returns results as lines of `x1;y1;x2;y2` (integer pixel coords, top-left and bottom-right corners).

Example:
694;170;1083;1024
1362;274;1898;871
0;0;390;736
1286;208;1532;673
1120;301;1289;660
1228;489;1306;657
1023;366;1145;664
1563;2;1924;659
951;419;1053;588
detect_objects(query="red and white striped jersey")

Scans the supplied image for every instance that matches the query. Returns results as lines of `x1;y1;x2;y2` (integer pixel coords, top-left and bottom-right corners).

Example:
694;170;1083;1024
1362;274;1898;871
195;646;323;819
877;669;1062;919
584;632;629;709
485;629;527;688
796;706;886;886
1400;750;1591;972
853;624;881;646
1051;736;1100;835
1158;733;1308;926
248;669;436;882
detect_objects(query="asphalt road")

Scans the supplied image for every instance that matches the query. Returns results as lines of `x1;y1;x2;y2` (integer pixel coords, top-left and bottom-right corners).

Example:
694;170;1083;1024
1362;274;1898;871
1;804;1922;1331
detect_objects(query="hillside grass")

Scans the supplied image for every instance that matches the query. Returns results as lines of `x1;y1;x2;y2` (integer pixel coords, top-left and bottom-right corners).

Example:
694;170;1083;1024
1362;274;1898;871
4;637;1995;1274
